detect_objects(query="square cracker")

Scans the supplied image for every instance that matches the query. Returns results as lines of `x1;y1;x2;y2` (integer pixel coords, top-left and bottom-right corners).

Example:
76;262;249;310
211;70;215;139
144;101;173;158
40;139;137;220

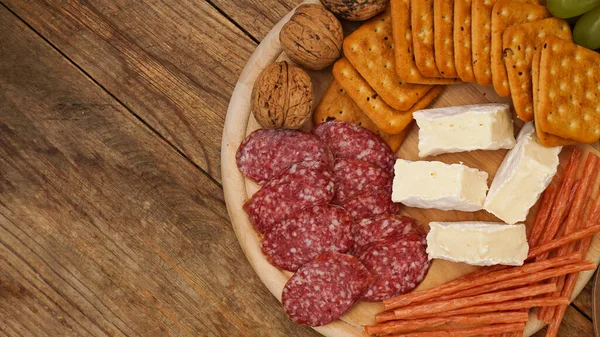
390;0;461;85
344;9;433;111
503;18;571;121
314;79;412;151
453;0;476;82
411;0;441;78
536;36;600;144
472;0;538;86
531;50;575;146
434;0;459;78
333;57;444;134
490;0;549;97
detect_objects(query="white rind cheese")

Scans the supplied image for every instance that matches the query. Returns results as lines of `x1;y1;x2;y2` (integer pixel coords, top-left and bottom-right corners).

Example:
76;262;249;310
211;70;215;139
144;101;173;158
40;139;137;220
392;159;489;211
483;122;561;224
413;103;516;157
426;221;529;266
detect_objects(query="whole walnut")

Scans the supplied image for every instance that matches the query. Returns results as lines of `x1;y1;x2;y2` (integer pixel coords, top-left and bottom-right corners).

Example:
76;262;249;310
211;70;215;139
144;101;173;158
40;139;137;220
251;61;314;129
279;4;343;70
320;0;388;21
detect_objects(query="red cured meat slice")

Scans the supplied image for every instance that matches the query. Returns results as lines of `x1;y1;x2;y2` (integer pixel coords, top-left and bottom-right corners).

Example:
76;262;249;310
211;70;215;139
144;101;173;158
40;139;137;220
355;234;430;301
282;251;374;326
261;205;353;271
236;128;333;184
332;159;392;204
244;161;335;234
340;190;400;221
313;121;395;173
353;214;423;251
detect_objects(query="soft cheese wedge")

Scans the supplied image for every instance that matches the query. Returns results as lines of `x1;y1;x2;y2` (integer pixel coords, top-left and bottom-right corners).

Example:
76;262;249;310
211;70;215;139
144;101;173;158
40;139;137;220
413;103;516;157
426;221;529;266
392;159;489;211
484;122;561;224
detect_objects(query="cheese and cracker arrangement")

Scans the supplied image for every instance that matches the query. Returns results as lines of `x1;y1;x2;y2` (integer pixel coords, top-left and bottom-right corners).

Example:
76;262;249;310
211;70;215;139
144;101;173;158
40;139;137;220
228;0;600;336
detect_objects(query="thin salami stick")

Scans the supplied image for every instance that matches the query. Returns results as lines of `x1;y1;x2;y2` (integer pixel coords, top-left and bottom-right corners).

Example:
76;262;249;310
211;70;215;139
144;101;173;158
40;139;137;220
383;253;579;311
391;283;556;319
375;297;568;323
535;148;582;261
577;194;600;261
433;261;594;302
541;154;600;322
529;185;558;247
546;191;600;335
364;312;528;336
384;323;525;337
527;224;600;259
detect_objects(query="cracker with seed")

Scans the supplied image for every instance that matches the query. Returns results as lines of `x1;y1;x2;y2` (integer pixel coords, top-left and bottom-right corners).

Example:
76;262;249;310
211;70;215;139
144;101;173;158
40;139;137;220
390;0;461;85
412;0;441;78
333;57;444;134
490;0;549;97
531;50;576;146
454;0;476;82
503;18;571;121
314;80;413;151
536;36;600;144
472;0;538;86
434;0;459;78
344;9;433;111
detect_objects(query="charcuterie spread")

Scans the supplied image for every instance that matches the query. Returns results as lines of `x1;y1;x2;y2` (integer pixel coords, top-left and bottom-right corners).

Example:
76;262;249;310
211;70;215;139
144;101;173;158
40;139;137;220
226;0;600;336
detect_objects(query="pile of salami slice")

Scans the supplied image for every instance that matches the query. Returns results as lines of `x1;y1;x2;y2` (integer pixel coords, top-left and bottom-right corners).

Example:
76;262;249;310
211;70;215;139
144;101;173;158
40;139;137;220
236;121;430;326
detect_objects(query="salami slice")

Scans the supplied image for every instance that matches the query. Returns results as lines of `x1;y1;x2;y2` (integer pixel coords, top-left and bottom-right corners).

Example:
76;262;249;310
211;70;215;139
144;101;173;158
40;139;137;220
261;205;353;271
244;161;335;234
353;214;423;251
341;189;400;221
313;121;395;172
282;251;374;326
332;159;392;204
355;234;430;301
236;128;333;184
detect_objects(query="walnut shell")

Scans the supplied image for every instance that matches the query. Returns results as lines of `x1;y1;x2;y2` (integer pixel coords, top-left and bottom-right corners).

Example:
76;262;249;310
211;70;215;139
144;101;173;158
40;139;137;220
320;0;388;21
279;4;343;70
251;61;314;129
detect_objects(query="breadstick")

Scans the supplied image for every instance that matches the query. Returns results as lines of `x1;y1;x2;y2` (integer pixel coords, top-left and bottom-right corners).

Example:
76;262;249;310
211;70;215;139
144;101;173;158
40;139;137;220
365;312;528;336
375;297;568;323
391;283;556;319
383;253;578;311
385;323;525;337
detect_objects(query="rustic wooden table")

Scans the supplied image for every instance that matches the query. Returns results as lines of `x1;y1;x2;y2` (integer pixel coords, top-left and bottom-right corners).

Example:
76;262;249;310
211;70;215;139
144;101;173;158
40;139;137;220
0;1;596;336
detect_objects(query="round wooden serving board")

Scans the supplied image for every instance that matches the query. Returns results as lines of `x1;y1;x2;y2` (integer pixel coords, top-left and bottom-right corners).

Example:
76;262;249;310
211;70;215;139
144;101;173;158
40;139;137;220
221;2;600;336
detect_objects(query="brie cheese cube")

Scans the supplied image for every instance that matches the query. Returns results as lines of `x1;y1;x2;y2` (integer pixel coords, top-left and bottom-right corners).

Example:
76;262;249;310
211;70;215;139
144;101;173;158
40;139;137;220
413;103;516;157
484;122;561;224
426;221;529;266
392;159;489;211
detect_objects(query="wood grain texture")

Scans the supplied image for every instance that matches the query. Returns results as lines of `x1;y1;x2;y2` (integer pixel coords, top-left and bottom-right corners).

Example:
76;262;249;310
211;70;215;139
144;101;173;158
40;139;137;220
532;306;593;336
209;0;301;40
2;0;257;182
0;7;319;337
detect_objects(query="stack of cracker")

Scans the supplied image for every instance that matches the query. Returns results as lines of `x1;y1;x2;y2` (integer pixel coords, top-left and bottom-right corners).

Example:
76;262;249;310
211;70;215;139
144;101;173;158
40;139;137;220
316;0;599;152
315;8;444;152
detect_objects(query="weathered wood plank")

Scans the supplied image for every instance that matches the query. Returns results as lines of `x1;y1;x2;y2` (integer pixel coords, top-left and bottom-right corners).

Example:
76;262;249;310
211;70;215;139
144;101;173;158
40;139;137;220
0;7;318;337
572;272;594;319
532;305;594;337
2;0;258;182
208;0;300;40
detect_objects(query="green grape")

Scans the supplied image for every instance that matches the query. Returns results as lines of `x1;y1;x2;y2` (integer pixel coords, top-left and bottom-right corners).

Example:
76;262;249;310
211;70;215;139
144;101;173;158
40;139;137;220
573;6;600;50
547;0;600;18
